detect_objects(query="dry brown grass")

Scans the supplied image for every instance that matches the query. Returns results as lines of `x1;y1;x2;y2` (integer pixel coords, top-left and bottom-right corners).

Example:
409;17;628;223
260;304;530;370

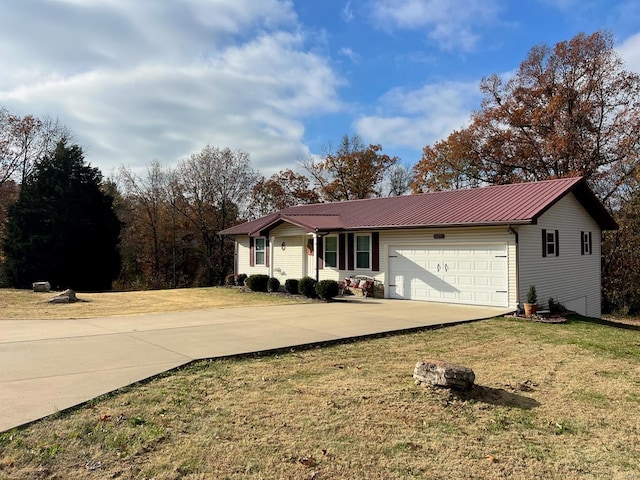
0;287;308;320
2;316;640;479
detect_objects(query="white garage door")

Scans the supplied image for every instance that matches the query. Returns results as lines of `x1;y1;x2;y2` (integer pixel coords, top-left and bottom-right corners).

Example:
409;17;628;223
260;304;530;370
388;245;508;307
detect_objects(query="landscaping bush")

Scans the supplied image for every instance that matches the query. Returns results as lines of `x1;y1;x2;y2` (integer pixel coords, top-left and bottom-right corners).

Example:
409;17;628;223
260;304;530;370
548;297;567;314
225;273;247;286
284;279;299;295
245;274;269;292
298;276;317;298
316;279;340;301
267;277;281;293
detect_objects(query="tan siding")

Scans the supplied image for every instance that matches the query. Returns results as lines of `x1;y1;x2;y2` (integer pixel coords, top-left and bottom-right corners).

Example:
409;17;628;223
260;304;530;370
517;193;602;317
380;227;517;308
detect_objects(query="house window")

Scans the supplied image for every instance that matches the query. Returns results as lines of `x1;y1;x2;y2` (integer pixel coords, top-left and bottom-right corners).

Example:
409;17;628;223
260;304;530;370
356;235;370;269
542;229;559;257
325;236;338;268
581;231;592;255
254;238;266;265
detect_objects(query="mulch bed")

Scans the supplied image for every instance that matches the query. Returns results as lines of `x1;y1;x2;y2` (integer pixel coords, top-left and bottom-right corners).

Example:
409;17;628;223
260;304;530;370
506;313;569;324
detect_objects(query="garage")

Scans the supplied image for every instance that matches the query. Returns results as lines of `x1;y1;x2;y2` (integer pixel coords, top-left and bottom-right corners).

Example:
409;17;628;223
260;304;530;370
388;244;509;307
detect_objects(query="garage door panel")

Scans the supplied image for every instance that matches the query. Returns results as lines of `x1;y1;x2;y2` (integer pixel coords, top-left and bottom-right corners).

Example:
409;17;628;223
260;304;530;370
389;244;508;307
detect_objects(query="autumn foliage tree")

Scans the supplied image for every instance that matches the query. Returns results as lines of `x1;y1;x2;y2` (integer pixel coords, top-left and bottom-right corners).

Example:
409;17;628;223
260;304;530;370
250;169;319;217
412;30;640;205
304;134;399;201
0;107;70;187
411;31;640;313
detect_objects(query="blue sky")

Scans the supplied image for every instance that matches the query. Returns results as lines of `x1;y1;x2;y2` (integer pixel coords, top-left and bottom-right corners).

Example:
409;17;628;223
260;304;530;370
1;1;640;178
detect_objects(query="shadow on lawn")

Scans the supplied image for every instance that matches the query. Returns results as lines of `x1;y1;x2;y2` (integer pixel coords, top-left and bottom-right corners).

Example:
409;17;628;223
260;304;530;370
453;384;541;410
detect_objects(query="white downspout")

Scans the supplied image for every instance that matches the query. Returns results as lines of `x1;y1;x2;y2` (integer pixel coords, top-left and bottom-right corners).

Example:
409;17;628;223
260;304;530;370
313;234;319;282
269;235;275;278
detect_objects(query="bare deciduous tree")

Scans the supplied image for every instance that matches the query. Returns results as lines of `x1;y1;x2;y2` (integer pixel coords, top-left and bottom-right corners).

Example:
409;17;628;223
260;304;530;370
175;146;257;284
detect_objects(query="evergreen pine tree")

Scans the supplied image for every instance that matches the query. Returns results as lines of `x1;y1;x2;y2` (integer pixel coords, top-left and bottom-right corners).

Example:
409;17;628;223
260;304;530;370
2;141;121;290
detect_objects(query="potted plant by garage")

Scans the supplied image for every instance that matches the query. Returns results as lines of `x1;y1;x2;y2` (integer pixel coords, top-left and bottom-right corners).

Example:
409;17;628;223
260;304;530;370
524;285;538;316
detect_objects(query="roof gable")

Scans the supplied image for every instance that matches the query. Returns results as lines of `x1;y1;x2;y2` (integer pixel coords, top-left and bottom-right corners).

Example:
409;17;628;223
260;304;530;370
220;177;618;236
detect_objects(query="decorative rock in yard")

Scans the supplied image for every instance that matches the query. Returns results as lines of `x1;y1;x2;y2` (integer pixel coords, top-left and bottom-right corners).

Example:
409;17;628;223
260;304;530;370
48;289;78;304
32;281;51;292
413;359;475;391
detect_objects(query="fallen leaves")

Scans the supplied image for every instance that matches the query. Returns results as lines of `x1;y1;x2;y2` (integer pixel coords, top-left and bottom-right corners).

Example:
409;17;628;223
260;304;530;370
299;456;317;468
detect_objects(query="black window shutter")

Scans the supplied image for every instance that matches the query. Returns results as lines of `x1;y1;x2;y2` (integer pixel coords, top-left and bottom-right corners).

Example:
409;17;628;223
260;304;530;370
249;237;255;267
338;234;346;270
581;232;585;255
588;232;592;255
555;230;559;256
347;233;354;270
542;229;547;257
372;232;380;272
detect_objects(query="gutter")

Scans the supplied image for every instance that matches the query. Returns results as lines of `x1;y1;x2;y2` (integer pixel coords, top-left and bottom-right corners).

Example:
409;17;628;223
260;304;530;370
508;225;520;311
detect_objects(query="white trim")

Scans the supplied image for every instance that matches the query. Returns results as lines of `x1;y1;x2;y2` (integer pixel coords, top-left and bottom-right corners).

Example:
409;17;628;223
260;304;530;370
355;234;371;269
324;235;338;268
254;237;266;265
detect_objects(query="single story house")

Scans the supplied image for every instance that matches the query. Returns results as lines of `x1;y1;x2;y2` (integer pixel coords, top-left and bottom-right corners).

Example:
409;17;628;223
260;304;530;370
220;177;618;318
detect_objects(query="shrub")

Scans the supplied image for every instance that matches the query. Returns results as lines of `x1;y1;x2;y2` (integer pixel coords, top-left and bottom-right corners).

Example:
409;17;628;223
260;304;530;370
316;279;339;301
298;276;317;298
284;279;299;294
267;277;281;292
548;297;567;314
245;274;269;292
225;273;248;286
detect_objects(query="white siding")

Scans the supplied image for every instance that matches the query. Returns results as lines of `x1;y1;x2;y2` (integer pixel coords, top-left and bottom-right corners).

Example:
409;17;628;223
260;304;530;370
236;236;269;276
517;193;602;318
380;227;517;308
272;224;308;237
270;236;304;283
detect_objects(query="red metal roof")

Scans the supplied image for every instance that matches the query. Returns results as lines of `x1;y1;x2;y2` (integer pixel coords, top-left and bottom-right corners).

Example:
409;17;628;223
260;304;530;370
220;177;618;235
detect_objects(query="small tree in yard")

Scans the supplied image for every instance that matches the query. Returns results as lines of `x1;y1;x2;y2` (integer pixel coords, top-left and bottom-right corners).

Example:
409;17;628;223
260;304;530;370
316;279;339;301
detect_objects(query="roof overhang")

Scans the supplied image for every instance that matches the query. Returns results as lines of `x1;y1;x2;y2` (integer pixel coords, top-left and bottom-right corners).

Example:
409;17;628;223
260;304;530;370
249;214;343;237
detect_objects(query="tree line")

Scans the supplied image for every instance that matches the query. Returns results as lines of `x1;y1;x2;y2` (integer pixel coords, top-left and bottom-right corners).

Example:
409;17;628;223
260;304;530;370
1;30;639;313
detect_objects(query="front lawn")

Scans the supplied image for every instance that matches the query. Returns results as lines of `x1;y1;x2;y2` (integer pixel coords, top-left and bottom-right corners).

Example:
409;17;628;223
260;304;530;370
0;287;308;320
1;315;640;479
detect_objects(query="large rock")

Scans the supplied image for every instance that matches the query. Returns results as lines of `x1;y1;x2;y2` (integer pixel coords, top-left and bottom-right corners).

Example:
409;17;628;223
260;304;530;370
48;289;78;304
32;281;51;293
413;359;475;391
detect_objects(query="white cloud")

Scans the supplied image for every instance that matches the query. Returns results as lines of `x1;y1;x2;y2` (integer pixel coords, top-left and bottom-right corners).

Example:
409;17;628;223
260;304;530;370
339;47;361;63
370;0;500;51
0;0;340;175
354;80;480;149
617;32;640;73
343;1;355;22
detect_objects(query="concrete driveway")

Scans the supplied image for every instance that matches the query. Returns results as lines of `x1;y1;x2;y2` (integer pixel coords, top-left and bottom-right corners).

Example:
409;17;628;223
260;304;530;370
0;298;511;432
